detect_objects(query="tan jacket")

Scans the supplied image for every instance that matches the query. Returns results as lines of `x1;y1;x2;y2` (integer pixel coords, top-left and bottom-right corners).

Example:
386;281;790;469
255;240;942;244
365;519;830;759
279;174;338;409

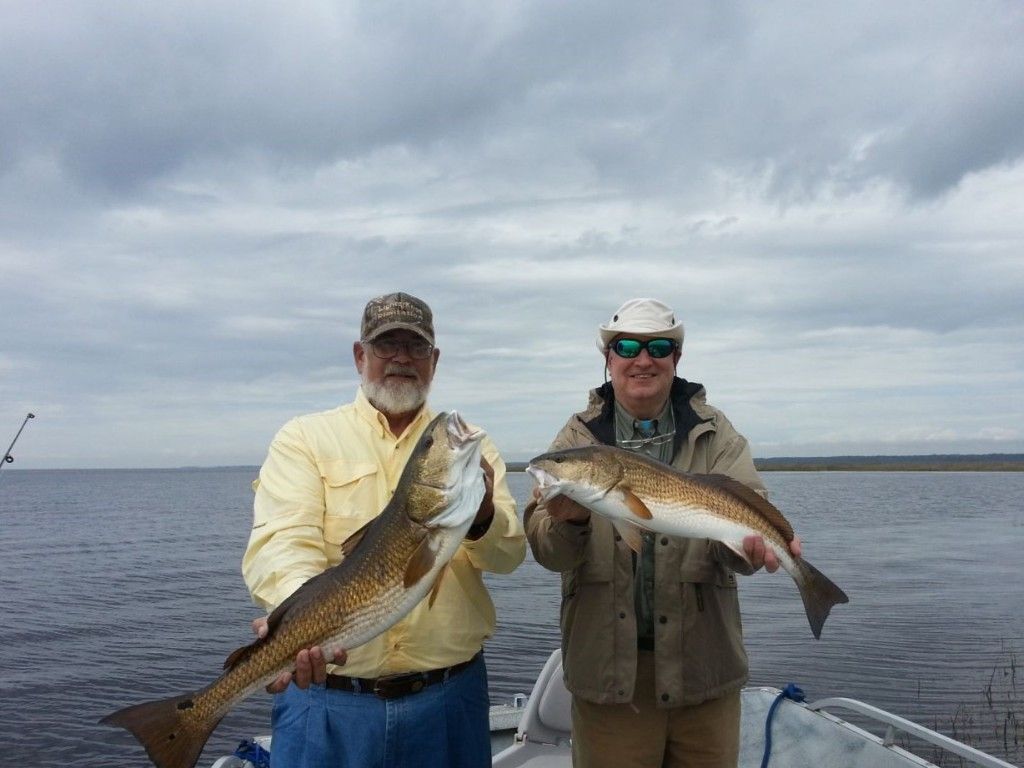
526;379;764;707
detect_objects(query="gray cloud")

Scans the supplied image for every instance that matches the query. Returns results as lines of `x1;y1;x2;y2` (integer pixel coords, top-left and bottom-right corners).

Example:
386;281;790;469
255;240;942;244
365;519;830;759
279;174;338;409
2;1;1022;468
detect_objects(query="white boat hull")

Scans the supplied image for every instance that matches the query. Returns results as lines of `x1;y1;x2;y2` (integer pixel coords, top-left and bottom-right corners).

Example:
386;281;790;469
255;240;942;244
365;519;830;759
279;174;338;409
213;649;1016;768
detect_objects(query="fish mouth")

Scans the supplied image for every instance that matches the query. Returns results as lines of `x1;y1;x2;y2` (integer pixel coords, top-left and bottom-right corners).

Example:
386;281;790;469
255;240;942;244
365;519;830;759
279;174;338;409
525;465;547;485
526;465;562;500
420;412;487;529
446;411;485;448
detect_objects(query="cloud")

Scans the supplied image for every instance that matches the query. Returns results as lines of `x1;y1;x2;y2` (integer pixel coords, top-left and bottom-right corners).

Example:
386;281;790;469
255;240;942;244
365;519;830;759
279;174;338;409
1;1;1022;467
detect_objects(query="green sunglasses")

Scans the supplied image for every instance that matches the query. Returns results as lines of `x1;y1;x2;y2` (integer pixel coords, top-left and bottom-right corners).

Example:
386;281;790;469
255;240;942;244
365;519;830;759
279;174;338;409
608;338;677;359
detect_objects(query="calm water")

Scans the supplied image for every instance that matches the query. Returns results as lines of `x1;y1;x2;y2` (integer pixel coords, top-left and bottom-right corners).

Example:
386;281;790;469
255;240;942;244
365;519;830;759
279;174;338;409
0;468;1022;766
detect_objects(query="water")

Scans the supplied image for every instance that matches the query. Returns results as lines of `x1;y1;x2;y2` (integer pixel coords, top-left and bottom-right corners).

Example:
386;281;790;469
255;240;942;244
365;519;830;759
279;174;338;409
1;468;1022;766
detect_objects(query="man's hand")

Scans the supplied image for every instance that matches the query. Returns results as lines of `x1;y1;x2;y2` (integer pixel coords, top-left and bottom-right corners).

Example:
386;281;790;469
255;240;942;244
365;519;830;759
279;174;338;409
472;458;496;526
532;486;591;524
465;459;496;540
251;616;348;693
742;535;802;573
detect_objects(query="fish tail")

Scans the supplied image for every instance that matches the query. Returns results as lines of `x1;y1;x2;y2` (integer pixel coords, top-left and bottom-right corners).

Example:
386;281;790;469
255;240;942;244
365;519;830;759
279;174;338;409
100;689;222;768
793;558;850;639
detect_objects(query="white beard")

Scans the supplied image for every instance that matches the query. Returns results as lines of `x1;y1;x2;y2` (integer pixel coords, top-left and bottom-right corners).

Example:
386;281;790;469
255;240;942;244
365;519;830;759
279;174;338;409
361;372;429;417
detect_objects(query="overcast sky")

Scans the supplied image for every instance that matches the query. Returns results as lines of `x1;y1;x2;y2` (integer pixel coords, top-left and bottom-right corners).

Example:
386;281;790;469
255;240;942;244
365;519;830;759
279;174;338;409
1;1;1022;469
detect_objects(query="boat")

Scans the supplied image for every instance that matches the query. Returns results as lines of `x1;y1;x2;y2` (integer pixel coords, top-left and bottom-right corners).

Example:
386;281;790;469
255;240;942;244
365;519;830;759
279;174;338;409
211;649;1018;768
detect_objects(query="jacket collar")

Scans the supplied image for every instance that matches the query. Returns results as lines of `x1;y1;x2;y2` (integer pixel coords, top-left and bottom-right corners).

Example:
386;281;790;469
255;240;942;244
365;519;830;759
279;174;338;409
582;378;708;457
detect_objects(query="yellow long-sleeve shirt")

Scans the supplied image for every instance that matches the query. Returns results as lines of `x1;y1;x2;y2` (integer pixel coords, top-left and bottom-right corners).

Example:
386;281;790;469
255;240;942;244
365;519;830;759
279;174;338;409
242;389;526;678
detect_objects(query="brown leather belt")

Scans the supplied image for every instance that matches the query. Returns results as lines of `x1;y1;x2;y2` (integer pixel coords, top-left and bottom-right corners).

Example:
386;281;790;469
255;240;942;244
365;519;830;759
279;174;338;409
325;651;481;700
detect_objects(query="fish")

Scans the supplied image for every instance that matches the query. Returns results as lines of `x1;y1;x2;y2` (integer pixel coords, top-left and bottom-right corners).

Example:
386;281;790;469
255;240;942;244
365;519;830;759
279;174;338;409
527;444;848;639
101;411;487;768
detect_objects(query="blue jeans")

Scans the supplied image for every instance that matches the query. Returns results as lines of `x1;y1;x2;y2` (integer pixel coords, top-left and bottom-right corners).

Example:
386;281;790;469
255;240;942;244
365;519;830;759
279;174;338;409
269;653;491;768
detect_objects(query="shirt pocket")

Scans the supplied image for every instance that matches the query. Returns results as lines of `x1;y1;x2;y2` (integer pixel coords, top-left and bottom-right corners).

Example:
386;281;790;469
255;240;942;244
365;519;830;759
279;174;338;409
318;459;380;549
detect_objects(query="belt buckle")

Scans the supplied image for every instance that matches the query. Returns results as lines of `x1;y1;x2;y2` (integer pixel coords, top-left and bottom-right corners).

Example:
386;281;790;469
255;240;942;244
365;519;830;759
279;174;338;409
373;672;425;699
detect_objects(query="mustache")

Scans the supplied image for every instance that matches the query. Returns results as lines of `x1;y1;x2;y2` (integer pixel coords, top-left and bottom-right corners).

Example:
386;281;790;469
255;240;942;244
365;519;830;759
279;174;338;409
385;363;420;379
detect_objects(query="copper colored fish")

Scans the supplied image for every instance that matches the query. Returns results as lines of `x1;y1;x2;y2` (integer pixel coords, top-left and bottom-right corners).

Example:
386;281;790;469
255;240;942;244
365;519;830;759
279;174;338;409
102;411;486;768
528;444;848;638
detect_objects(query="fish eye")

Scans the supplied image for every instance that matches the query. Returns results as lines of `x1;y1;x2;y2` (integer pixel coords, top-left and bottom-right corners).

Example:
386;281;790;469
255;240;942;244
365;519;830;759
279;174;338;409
423;437;433;448
554;456;564;463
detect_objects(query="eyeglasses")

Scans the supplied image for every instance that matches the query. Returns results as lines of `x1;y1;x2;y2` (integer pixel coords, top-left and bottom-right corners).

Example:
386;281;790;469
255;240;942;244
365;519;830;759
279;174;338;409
608;338;677;359
364;338;434;360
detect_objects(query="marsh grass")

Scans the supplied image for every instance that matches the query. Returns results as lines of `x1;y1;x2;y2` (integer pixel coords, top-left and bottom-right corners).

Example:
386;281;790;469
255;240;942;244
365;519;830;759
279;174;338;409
896;645;1022;767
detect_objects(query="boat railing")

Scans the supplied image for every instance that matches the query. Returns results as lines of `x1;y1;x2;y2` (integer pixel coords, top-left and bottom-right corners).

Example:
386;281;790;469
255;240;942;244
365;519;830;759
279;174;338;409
806;696;1019;768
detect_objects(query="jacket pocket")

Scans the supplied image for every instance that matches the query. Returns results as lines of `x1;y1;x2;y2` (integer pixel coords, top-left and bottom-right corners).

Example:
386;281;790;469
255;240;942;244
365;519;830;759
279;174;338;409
678;559;717;584
677;552;746;694
577;523;615;583
679;556;738;613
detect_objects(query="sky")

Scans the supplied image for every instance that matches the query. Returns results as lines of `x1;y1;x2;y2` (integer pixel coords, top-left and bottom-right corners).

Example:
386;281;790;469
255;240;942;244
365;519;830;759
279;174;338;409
1;1;1023;469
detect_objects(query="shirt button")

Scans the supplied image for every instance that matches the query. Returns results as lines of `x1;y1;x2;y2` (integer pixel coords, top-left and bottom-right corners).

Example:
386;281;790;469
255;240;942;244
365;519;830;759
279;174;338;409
660;537;669;545
619;612;626;619
659;615;667;624
661;693;670;702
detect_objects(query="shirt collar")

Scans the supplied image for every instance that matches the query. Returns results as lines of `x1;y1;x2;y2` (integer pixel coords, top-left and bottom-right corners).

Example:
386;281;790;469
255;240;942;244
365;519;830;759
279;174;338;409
354;386;432;440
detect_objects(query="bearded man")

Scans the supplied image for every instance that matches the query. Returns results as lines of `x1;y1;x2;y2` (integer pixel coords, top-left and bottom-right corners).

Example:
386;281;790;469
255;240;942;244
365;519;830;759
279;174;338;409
242;292;525;768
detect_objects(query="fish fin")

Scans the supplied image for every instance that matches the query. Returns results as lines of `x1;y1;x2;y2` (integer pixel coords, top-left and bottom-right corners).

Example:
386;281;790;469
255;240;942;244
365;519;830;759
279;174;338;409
428;564;448;608
340;519;375;558
793;557;850;639
261;566;336;638
613;520;645;554
701;474;795;541
100;690;223;768
620;486;653;520
223;640;259;671
404;535;440;589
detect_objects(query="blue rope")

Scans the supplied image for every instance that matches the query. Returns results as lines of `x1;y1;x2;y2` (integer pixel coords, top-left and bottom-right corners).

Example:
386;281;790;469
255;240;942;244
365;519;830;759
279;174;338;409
232;738;271;768
760;683;805;768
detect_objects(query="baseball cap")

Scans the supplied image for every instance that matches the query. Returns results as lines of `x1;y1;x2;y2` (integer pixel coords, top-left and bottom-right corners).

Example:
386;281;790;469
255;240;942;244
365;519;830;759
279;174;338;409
596;298;684;352
360;292;435;345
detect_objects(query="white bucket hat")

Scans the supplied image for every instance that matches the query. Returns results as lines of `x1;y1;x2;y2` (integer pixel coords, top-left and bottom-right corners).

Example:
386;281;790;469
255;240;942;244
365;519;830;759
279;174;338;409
596;298;685;352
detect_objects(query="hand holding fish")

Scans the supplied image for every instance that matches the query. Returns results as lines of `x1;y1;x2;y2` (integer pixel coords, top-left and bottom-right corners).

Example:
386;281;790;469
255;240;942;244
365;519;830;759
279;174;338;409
251;616;348;692
530;486;591;523
468;457;496;532
743;534;802;573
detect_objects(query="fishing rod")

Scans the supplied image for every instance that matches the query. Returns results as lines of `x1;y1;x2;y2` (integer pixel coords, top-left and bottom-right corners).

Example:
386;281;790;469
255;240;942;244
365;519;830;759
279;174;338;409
1;413;35;469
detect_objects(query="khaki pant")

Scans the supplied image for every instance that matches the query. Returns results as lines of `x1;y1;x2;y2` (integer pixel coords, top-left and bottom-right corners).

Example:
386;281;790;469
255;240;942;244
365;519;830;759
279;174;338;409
570;651;740;768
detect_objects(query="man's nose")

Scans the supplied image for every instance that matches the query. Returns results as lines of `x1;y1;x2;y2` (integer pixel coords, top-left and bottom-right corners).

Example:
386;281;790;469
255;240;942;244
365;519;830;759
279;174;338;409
633;348;654;363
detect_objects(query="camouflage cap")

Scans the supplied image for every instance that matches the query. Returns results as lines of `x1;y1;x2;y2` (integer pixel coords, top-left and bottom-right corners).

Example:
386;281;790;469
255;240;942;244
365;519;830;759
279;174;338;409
360;292;435;345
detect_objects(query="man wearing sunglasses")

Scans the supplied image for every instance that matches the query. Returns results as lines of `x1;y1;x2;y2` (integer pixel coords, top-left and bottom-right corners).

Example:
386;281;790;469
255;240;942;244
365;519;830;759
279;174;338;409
243;291;526;768
526;297;801;768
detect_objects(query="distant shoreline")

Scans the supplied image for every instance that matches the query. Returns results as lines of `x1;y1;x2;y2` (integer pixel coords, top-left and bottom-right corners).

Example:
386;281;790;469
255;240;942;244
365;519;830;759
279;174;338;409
505;453;1024;472
6;454;1023;473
